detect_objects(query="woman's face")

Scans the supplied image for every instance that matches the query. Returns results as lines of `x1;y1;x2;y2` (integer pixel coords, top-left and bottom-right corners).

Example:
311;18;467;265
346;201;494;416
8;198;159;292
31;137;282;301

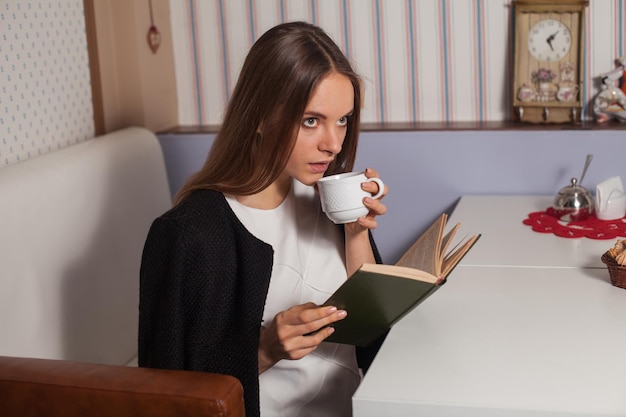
282;72;354;186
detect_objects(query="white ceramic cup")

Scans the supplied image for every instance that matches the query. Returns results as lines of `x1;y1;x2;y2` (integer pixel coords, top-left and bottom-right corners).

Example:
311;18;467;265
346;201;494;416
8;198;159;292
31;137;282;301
317;171;385;224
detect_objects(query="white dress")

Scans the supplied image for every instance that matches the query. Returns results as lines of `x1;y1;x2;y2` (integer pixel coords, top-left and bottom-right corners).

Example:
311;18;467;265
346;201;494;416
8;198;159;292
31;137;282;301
226;179;360;417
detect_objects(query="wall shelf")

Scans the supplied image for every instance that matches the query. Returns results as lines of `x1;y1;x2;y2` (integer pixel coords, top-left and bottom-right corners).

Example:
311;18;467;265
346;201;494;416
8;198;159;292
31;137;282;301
159;120;626;135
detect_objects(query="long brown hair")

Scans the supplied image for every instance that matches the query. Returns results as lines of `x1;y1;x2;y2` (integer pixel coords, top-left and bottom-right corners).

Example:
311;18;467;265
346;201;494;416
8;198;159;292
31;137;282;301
174;21;362;205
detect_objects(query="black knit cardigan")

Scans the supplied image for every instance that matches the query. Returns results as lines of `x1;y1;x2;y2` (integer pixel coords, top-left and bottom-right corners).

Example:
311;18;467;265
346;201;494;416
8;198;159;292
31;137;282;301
138;189;384;417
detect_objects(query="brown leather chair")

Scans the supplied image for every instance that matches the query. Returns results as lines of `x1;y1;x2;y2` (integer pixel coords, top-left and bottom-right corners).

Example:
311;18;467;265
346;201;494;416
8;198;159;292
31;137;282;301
0;356;245;417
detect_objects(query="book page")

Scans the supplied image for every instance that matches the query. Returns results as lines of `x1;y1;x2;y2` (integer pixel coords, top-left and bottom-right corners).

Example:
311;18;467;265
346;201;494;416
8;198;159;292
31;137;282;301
360;263;439;284
395;213;446;276
441;234;481;277
439;223;460;265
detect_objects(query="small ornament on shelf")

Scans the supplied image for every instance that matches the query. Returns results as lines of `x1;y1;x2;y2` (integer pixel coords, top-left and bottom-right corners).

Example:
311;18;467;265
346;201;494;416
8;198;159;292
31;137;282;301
593;56;626;123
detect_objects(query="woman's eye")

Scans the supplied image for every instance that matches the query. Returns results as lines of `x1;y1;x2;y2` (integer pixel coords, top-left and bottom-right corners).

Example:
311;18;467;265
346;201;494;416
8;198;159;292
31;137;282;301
303;117;319;128
337;116;349;127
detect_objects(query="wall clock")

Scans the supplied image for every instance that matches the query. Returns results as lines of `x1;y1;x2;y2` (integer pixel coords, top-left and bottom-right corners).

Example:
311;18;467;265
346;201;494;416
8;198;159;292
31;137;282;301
512;0;588;123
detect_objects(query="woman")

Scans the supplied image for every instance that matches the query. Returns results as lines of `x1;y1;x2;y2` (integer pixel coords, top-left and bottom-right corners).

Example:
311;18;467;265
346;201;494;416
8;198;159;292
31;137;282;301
138;21;388;417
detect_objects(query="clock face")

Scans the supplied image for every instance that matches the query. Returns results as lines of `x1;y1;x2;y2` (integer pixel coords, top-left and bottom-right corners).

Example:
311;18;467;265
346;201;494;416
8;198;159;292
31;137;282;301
528;19;572;62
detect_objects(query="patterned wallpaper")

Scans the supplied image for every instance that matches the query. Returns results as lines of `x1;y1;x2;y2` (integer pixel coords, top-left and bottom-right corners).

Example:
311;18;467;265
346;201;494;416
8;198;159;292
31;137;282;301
0;0;94;167
1;0;624;168
170;0;626;125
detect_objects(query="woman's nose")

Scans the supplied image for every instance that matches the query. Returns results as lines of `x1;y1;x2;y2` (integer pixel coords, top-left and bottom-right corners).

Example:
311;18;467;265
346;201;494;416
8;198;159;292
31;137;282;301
320;128;343;155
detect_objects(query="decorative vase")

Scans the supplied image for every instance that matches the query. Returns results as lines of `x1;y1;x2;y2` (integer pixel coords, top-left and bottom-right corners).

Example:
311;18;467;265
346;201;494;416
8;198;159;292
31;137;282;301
538;82;551;92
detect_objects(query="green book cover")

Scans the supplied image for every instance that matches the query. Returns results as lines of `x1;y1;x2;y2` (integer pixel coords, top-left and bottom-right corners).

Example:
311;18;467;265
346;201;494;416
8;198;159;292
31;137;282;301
323;268;441;347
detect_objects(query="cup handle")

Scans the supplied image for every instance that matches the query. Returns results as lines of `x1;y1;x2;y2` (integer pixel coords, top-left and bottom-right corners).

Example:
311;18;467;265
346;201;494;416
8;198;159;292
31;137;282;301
367;177;385;199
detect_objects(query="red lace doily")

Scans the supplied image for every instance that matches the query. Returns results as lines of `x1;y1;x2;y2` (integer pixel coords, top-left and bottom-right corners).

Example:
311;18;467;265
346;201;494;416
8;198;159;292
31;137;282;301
523;207;626;239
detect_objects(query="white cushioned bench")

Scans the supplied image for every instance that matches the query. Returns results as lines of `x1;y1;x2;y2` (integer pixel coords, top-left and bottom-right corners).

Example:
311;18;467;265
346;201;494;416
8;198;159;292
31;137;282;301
0;127;171;366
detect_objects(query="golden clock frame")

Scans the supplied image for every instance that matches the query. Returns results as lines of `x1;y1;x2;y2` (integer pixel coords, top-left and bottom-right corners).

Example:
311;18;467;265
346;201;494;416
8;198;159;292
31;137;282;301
512;0;588;124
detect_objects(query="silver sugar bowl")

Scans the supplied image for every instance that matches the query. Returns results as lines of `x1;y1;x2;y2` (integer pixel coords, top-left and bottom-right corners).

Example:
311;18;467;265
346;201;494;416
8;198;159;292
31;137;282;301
552;154;594;222
553;177;594;222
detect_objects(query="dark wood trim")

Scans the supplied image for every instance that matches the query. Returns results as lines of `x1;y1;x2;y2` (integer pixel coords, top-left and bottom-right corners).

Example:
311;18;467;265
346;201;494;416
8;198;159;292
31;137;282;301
158;120;626;135
360;120;626;131
83;0;105;136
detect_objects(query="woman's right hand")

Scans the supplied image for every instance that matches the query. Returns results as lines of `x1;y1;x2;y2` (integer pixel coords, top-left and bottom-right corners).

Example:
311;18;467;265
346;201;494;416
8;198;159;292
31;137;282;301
257;302;347;373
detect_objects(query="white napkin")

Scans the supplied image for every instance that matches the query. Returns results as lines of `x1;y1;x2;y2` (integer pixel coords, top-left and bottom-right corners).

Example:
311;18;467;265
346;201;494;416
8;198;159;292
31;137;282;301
595;176;626;220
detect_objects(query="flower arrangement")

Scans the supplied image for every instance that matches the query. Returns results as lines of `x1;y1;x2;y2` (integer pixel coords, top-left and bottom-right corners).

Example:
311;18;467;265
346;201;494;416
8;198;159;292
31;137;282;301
531;68;557;84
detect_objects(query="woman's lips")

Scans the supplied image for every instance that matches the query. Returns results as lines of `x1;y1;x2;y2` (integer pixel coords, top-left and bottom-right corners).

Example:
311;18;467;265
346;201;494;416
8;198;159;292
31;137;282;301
309;162;329;173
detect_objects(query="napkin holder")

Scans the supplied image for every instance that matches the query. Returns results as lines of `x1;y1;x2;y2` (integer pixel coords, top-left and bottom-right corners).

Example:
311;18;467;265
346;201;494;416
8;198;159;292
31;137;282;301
595;176;626;221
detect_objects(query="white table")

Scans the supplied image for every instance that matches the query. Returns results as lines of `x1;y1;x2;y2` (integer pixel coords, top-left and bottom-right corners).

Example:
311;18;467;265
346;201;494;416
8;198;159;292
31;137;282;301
446;195;615;269
353;196;626;417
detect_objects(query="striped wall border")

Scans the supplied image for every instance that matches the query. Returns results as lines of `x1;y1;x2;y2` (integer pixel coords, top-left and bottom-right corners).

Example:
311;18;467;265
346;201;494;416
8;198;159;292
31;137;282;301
173;0;626;125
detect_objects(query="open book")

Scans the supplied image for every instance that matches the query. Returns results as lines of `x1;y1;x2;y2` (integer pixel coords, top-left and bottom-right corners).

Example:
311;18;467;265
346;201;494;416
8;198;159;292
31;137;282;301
323;213;480;347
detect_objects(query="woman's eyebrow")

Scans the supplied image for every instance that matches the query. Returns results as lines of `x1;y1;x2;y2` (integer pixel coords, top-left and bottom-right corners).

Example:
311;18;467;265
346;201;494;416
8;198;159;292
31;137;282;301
303;110;327;119
303;109;354;119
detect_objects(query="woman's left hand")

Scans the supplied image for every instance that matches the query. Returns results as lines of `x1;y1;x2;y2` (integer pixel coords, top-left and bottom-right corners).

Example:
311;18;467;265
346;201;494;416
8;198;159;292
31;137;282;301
345;167;388;233
342;167;387;275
